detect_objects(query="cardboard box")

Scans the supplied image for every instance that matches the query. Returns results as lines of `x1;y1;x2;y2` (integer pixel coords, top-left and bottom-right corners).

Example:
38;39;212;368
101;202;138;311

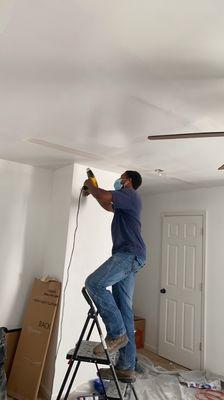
134;316;145;349
8;278;61;400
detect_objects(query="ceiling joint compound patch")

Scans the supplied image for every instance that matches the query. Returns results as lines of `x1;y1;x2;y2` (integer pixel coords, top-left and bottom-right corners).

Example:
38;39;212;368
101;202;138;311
25;138;102;161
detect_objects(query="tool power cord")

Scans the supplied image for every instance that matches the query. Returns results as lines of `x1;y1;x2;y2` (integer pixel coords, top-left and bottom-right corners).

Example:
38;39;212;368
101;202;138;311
56;188;83;359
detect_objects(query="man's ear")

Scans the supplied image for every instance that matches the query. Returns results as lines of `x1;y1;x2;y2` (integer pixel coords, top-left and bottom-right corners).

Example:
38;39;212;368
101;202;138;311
125;177;132;188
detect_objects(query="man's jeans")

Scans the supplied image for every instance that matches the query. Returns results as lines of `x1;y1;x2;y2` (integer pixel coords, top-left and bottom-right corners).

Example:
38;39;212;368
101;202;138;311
85;252;145;371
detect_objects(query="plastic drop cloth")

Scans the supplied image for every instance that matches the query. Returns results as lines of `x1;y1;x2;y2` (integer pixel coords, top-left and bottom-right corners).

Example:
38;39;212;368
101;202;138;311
129;355;196;400
70;354;224;400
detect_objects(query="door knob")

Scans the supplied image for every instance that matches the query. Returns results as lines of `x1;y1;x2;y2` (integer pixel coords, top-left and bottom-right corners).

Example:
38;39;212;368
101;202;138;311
160;288;166;294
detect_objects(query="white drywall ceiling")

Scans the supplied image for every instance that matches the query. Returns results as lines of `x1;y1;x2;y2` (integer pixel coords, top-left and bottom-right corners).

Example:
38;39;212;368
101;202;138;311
1;0;224;193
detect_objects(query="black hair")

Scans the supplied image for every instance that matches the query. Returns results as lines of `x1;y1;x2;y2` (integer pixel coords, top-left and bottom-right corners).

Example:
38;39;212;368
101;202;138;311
125;170;142;190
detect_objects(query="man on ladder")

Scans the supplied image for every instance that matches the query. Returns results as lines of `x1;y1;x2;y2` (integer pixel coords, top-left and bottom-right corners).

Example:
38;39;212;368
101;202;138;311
84;170;146;384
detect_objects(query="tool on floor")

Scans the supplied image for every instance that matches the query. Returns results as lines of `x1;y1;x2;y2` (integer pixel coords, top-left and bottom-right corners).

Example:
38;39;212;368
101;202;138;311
56;287;139;400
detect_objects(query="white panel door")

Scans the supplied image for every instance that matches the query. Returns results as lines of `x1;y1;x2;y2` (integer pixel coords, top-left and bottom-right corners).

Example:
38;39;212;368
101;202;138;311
158;215;204;369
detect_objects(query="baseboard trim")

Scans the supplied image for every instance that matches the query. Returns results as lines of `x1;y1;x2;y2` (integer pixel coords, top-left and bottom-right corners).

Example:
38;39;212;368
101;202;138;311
144;342;158;354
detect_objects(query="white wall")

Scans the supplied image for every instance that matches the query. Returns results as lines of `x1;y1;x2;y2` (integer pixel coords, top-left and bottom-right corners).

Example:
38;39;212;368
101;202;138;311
41;164;117;398
40;164;75;396
134;185;224;375
0;159;53;328
0;159;117;396
2;157;223;387
42;165;74;281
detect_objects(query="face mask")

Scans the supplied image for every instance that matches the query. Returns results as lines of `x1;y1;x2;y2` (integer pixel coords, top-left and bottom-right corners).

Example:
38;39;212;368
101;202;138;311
114;178;123;191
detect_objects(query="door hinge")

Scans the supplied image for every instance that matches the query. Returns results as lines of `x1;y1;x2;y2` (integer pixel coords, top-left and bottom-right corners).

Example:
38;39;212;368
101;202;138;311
200;282;203;291
201;227;203;236
199;342;202;351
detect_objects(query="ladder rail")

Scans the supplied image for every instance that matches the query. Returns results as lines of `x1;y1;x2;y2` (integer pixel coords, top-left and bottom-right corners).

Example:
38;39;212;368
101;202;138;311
130;383;139;400
94;316;124;400
56;312;93;400
82;286;95;313
63;360;81;400
56;360;74;400
95;363;108;399
56;287;139;400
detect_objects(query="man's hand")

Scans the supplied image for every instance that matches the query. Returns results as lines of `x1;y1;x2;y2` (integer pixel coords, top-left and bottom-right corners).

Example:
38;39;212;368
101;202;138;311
82;187;90;196
84;179;95;189
82;179;94;196
83;179;112;203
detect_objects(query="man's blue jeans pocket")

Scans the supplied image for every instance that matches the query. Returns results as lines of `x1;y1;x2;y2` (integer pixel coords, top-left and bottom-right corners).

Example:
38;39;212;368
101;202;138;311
132;256;146;273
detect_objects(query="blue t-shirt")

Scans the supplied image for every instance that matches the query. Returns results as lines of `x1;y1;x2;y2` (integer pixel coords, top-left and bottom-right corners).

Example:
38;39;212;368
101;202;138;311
111;188;146;259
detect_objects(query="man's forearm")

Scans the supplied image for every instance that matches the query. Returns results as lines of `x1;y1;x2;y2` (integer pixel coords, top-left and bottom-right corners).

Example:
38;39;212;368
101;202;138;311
97;199;113;212
85;181;113;203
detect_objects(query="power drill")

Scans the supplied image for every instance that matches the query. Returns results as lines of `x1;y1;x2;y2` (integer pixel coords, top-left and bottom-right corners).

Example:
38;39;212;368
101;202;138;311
82;168;98;195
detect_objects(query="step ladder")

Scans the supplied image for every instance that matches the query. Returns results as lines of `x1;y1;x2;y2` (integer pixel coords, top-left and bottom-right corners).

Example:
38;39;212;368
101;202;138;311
56;287;139;400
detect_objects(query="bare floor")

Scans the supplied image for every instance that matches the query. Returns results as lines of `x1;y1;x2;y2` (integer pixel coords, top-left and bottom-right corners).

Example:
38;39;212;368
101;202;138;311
138;347;189;371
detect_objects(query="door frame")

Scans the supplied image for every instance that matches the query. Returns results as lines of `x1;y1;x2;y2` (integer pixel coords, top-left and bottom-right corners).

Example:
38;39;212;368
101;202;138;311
160;211;206;369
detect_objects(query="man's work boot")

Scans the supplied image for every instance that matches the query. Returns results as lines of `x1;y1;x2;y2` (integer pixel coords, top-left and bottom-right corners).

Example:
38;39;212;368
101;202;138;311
93;334;128;355
98;367;136;383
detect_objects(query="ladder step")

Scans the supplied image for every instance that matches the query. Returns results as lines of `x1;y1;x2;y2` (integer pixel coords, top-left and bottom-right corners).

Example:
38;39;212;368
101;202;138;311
66;341;116;365
105;380;128;399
